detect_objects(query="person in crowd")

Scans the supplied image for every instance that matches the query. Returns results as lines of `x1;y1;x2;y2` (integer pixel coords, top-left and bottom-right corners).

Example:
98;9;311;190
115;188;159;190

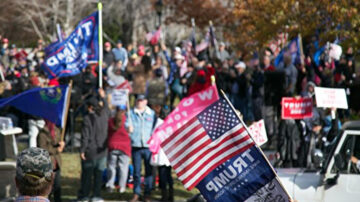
161;43;184;109
216;42;230;62
152;55;168;80
112;40;128;71
15;147;54;202
151;113;173;202
250;57;265;121
128;55;152;97
128;94;156;202
107;60;126;87
81;66;97;98
262;55;275;72
299;97;324;168
146;68;168;108
230;61;249;121
278;54;298;96
301;81;316;98
187;54;215;96
103;42;115;69
105;105;131;193
181;60;196;96
78;89;110;202
37;120;65;202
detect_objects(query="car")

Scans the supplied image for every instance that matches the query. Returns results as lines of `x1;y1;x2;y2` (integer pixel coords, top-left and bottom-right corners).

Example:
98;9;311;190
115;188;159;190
277;120;360;202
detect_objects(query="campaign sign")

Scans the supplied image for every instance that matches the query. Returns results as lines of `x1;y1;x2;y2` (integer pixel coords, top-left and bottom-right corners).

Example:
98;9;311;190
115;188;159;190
248;120;268;146
281;97;313;119
111;89;128;106
315;87;348;109
196;146;289;202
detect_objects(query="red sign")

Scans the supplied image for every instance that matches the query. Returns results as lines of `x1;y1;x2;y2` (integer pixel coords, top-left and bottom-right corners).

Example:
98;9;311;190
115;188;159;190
281;97;313;119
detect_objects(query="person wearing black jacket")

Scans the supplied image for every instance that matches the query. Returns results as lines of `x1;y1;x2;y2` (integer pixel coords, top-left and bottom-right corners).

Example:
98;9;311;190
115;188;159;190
78;88;110;202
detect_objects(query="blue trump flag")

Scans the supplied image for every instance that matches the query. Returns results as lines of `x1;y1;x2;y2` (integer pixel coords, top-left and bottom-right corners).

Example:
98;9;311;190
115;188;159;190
0;85;70;127
196;146;290;201
274;37;301;68
42;11;99;79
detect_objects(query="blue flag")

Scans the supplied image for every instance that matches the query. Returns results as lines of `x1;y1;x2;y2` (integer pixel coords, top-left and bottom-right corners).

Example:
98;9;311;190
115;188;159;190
274;37;301;67
313;46;325;66
42;11;99;79
196;146;289;201
0;85;70;127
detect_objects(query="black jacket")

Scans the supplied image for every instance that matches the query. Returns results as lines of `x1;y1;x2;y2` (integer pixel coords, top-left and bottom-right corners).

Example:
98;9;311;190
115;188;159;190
80;99;110;160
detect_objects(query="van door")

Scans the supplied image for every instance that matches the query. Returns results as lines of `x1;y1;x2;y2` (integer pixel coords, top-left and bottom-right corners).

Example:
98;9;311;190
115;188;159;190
323;131;360;202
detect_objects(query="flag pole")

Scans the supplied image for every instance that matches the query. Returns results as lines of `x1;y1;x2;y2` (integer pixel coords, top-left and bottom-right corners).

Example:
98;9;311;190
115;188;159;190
126;91;133;128
298;33;305;66
60;80;73;141
56;23;63;42
98;2;103;88
219;89;293;201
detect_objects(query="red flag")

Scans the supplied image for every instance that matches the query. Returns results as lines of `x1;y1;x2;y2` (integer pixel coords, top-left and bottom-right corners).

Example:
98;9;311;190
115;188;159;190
146;27;161;45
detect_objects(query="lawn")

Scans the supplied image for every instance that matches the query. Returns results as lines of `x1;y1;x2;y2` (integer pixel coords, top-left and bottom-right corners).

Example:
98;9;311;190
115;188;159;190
61;152;199;201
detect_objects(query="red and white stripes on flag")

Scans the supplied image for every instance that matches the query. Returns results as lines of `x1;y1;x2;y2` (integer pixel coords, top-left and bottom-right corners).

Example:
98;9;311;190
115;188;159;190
161;98;255;190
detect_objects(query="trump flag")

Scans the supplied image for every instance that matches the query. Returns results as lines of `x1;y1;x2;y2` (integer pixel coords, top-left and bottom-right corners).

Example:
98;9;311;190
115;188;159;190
161;96;290;201
0;85;70;127
42;11;99;79
274;37;301;67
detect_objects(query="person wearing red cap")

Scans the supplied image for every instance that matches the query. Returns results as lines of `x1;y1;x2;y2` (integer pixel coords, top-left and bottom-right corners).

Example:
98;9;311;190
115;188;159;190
103;42;115;68
1;38;9;56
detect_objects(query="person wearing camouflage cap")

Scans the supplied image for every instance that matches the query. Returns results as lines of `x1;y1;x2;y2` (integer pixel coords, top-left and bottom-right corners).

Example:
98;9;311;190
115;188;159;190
15;147;54;202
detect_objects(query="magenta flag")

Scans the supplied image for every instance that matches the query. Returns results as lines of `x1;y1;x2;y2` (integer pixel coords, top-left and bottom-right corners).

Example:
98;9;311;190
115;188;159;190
148;84;219;154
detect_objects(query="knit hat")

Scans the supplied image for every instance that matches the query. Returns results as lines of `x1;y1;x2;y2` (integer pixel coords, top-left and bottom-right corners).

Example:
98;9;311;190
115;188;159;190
16;147;53;180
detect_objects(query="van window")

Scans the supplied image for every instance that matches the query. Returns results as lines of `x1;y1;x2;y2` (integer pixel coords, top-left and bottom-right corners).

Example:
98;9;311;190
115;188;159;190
332;135;360;174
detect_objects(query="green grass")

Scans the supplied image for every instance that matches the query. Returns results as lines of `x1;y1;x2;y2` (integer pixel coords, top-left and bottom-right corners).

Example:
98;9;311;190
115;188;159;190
61;152;199;201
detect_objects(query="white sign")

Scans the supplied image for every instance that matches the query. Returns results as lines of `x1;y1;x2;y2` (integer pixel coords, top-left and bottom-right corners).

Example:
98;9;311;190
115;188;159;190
248;119;268;146
111;89;128;106
315;87;348;109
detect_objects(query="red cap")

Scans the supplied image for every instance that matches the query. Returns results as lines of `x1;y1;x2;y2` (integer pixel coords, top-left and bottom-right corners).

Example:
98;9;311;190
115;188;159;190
48;78;59;87
2;38;8;43
105;42;111;47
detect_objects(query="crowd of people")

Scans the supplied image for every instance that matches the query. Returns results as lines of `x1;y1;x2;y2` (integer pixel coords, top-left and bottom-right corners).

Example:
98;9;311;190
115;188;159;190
1;33;359;202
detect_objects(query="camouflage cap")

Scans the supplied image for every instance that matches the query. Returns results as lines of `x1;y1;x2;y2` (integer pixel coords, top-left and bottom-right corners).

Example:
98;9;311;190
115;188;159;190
16;147;53;180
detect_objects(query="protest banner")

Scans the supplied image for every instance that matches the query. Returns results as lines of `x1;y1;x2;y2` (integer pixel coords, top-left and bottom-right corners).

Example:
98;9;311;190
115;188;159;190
42;11;99;79
281;97;313;119
248;120;268;146
315;87;348;109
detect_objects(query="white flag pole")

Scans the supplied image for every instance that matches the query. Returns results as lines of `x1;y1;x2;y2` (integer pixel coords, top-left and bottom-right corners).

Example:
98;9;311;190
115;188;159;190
98;2;103;88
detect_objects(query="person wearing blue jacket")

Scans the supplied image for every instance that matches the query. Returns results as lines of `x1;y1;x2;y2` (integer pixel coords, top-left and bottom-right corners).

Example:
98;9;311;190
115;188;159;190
127;94;156;202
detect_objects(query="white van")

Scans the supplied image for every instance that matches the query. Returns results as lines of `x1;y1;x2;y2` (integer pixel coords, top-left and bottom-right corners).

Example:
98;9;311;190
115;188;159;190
277;121;360;202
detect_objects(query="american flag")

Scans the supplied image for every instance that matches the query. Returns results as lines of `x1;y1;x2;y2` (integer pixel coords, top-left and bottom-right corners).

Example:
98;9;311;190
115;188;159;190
161;98;254;190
